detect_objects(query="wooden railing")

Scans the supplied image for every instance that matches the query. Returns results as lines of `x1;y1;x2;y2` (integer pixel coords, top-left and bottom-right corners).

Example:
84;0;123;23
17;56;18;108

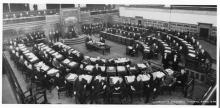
194;84;216;105
3;53;24;103
3;9;60;19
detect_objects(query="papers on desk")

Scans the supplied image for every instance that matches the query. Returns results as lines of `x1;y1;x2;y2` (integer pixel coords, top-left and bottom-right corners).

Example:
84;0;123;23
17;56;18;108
47;68;59;75
84;56;90;60
72;50;78;54
188;53;196;58
54;42;63;46
186;43;191;46
110;77;122;84
81;75;93;84
23;50;30;54
45;48;52;52
137;63;147;69
152;71;165;79
20;47;27;52
84;65;94;71
29;57;38;63
25;53;39;62
24;52;33;57
99;66;106;72
108;66;115;71
189;49;195;53
137;74;150;82
41;65;50;71
117;66;126;72
52;52;63;59
144;49;150;52
125;76;135;83
66;73;78;82
179;38;184;41
188;46;194;50
90;57;97;62
101;59;106;63
38;43;44;46
163;44;168;47
63;59;71;64
69;61;77;67
141;74;151;82
129;66;136;70
114;58;130;64
35;61;50;71
96;42;105;46
87;41;93;44
164;50;171;53
48;50;55;54
17;44;23;47
95;75;106;81
165;68;174;76
127;46;133;49
165;47;171;50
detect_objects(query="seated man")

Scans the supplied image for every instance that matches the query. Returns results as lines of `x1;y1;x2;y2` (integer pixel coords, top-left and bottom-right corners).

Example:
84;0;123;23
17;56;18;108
92;64;102;76
150;43;159;57
162;53;169;69
52;58;61;69
172;54;180;71
109;77;126;103
173;69;188;97
85;35;92;43
90;75;107;104
161;75;176;95
197;49;207;63
54;73;67;98
100;37;105;43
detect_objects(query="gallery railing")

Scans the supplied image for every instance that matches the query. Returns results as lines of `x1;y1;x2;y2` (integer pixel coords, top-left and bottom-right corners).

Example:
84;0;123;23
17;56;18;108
3;53;23;103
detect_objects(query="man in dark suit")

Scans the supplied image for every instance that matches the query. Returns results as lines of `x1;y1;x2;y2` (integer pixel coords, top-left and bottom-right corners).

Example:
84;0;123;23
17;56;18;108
100;37;105;43
172;54;180;71
90;76;107;104
92;64;102;76
53;31;56;42
85;35;92;43
75;76;88;104
197;49;207;63
71;28;77;38
174;69;188;97
57;30;61;42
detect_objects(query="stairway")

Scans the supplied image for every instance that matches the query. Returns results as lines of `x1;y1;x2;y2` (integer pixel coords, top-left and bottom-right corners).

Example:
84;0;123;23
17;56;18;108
61;37;86;45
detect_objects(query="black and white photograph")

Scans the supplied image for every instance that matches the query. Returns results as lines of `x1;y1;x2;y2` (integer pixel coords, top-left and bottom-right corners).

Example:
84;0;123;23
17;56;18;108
1;1;218;106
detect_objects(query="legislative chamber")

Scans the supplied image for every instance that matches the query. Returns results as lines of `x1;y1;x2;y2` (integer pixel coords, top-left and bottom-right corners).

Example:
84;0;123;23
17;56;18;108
2;4;217;105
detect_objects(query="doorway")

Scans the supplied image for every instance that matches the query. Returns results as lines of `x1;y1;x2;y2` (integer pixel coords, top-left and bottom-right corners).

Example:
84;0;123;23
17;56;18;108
138;20;142;25
200;28;209;39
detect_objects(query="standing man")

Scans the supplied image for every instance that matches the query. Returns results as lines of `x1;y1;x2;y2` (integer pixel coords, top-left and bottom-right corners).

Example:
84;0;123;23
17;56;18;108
55;30;60;42
49;31;53;43
53;31;56;42
71;28;76;38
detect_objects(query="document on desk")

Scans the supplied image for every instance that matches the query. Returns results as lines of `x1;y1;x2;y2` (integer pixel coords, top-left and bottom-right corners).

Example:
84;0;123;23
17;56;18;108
125;76;135;83
66;73;78;81
137;63;147;69
117;66;126;72
47;68;59;75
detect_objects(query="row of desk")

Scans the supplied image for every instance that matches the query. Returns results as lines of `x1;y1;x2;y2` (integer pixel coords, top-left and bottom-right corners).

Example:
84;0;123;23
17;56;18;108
171;35;196;58
100;31;134;46
158;31;196;58
11;43;60;77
